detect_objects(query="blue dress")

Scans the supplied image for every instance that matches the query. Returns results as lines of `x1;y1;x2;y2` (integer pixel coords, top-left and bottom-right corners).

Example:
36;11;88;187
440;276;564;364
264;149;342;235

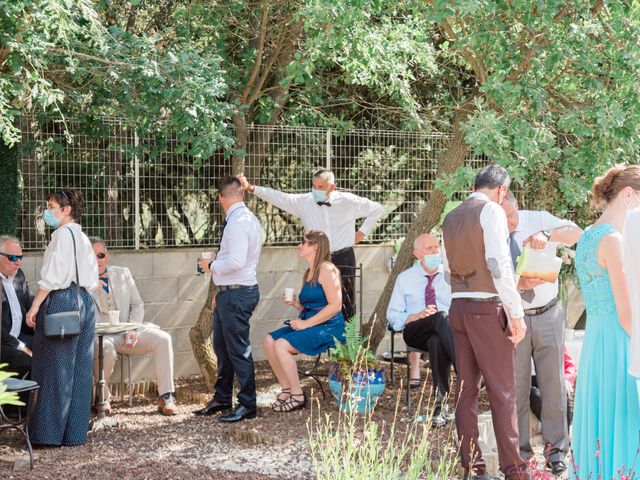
269;280;345;355
572;224;640;479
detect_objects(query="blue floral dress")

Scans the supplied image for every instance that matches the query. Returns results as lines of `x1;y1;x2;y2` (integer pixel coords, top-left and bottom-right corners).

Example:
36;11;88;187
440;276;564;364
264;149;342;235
269;280;345;355
571;224;640;479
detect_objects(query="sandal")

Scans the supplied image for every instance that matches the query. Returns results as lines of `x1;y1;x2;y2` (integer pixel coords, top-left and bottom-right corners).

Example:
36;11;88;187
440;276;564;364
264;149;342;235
274;392;307;413
409;378;421;389
271;387;291;411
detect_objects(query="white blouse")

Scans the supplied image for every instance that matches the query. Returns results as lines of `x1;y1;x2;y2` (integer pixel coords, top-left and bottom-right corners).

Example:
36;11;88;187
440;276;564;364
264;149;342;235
623;208;640;378
38;223;99;292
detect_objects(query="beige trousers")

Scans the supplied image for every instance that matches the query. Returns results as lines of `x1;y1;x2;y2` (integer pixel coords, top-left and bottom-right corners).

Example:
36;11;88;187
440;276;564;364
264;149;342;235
93;324;175;398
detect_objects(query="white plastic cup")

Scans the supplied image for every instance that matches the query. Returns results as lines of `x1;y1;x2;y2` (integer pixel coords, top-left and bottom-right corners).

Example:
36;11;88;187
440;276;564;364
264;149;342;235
109;310;120;325
284;288;295;302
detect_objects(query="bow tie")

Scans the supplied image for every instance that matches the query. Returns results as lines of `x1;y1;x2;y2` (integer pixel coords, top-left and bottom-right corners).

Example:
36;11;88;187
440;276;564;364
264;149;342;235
317;201;332;207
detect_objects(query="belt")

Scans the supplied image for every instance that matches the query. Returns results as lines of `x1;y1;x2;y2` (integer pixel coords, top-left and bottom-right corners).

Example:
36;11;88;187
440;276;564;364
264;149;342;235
524;298;558;316
331;246;353;256
456;296;501;303
216;284;257;292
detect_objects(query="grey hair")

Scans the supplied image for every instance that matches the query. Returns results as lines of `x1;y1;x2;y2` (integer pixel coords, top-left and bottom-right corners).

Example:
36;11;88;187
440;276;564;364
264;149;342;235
89;236;107;250
474;164;510;190
0;235;20;251
313;168;335;185
505;189;518;205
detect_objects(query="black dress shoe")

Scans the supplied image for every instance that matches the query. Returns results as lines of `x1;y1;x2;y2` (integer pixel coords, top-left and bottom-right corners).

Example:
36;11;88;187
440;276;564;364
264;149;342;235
192;399;232;415
218;405;257;423
546;459;567;475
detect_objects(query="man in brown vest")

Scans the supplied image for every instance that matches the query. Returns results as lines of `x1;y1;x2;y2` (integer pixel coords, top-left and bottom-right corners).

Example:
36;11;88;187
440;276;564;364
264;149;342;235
442;165;529;480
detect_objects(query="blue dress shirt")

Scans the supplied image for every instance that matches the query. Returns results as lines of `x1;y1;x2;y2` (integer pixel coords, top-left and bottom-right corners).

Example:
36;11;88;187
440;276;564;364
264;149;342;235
386;262;452;331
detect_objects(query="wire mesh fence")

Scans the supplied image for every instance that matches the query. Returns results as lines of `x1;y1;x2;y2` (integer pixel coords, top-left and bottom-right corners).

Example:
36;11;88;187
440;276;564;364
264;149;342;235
17;117;486;251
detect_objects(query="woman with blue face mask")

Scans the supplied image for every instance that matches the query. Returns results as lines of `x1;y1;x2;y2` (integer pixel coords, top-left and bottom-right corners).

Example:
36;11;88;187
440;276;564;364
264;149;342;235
25;189;99;446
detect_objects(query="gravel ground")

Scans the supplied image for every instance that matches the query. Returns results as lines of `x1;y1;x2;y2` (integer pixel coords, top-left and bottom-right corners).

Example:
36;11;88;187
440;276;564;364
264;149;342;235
0;359;563;479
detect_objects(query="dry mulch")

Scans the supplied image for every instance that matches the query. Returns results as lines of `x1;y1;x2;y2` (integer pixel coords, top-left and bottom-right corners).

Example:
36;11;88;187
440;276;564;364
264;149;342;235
0;358;472;479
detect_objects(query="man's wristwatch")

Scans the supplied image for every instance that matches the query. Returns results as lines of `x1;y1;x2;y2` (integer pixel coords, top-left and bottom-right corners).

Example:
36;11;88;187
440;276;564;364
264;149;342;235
541;230;551;240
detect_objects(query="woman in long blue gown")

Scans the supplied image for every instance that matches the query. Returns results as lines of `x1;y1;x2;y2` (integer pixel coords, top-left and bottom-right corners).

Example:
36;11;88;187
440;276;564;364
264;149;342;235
572;166;640;479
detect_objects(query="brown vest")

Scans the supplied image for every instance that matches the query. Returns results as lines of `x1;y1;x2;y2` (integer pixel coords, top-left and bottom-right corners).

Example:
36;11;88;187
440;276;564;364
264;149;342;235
442;197;499;294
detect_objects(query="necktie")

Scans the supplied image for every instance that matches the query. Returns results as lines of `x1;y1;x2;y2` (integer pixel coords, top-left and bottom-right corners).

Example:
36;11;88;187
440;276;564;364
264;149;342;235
317;201;332;207
425;273;437;308
508;231;521;271
219;218;228;245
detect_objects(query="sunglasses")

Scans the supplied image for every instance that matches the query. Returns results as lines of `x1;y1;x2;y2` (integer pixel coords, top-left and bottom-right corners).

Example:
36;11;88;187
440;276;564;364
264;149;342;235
96;252;107;259
302;239;317;246
0;252;23;262
58;190;70;203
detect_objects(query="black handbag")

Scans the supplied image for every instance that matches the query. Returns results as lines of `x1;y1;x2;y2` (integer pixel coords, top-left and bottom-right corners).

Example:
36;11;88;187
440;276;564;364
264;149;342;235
43;227;82;339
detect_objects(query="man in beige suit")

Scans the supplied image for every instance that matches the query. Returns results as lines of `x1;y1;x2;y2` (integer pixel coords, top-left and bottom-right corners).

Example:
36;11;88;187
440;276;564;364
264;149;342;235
90;237;176;416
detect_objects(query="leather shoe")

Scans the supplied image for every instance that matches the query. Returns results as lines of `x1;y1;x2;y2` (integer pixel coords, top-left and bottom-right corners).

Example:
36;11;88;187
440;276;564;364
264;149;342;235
192;399;232;415
546;459;567;475
218;405;257;423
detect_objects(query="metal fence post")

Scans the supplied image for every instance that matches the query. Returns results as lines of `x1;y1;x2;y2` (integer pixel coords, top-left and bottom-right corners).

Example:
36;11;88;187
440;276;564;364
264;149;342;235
134;131;140;250
326;128;331;170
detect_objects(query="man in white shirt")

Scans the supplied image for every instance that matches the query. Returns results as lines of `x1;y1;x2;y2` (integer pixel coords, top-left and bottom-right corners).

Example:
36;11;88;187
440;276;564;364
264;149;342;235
238;169;383;321
623;206;640;402
89;237;177;416
502;192;582;475
194;176;263;423
0;236;34;379
387;233;455;425
442;165;529;480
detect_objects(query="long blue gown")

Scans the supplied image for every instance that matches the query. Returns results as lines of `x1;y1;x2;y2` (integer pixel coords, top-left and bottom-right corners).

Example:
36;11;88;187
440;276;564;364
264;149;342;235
572;224;640;479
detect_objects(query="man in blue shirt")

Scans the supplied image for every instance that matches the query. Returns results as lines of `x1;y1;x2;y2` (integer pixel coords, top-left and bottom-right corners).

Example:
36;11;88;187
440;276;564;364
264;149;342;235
193;176;263;423
387;233;455;423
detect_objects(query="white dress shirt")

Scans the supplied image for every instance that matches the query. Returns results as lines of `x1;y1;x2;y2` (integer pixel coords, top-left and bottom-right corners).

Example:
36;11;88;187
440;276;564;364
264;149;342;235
623;208;640;378
253;186;383;252
1;272;25;350
211;202;263;286
512;210;576;309
386;262;452;331
39;223;99;292
443;192;524;319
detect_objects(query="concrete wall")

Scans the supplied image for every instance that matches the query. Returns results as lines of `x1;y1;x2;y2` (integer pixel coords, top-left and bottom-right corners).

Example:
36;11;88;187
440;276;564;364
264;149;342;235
22;244;395;383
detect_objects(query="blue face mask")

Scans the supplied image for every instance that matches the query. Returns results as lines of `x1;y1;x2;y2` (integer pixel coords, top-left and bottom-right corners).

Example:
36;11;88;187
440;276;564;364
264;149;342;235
43;209;61;228
311;189;327;203
423;253;442;270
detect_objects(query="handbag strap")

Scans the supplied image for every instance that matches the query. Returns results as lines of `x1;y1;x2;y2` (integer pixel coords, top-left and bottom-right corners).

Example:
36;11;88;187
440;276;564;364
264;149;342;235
66;227;82;314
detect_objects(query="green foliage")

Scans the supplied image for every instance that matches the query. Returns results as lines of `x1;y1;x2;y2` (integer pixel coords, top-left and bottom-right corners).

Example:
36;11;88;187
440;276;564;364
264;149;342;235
330;316;379;379
0;143;19;235
308;387;459;479
426;1;640;225
0;364;24;407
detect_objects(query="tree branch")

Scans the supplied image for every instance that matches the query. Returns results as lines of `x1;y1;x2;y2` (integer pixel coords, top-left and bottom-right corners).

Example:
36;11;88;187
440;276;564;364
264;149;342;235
240;6;270;104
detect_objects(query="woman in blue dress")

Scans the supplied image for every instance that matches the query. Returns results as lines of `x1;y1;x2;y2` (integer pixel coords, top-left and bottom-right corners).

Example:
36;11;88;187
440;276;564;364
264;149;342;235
264;230;345;412
572;165;640;479
25;190;99;446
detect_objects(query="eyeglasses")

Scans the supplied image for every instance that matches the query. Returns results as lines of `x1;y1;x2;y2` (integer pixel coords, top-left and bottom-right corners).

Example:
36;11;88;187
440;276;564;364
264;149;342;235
0;252;23;262
96;252;107;259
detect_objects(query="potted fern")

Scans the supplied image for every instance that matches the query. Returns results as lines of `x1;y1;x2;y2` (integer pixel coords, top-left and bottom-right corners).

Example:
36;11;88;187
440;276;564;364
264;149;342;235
328;317;385;413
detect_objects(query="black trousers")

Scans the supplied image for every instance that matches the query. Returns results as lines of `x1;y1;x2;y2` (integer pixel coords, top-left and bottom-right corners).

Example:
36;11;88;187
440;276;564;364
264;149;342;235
212;285;260;410
530;375;573;427
403;311;456;400
0;333;33;379
331;247;356;321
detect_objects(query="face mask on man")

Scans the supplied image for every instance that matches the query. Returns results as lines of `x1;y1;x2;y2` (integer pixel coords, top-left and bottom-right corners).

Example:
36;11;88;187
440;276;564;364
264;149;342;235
423;253;442;270
43;209;62;228
311;189;328;203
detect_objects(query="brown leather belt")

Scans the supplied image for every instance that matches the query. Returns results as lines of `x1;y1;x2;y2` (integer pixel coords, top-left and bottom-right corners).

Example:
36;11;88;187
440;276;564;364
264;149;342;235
456;296;501;303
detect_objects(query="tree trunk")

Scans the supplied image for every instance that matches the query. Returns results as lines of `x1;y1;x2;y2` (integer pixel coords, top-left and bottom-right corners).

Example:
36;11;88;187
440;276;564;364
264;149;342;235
362;95;478;350
189;280;219;390
104;124;125;243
